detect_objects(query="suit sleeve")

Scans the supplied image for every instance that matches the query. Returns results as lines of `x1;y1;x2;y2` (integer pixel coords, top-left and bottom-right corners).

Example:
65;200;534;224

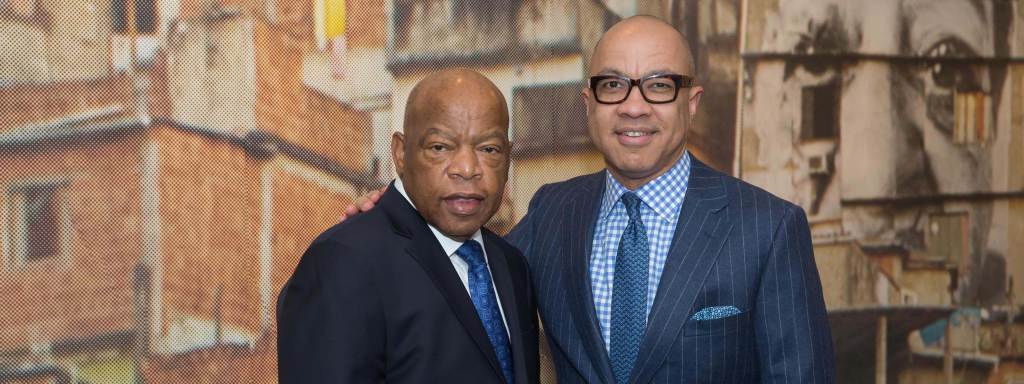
277;240;385;384
754;205;836;383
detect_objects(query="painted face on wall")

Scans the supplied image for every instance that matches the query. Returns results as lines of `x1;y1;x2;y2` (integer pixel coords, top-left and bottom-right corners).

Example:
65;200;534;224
764;0;1012;304
779;0;1003;198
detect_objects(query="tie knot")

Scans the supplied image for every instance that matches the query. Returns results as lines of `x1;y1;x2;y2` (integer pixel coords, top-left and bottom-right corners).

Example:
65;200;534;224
456;239;485;267
621;192;643;220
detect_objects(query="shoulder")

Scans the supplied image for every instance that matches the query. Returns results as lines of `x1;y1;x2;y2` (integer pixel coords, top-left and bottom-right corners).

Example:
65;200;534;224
530;170;604;205
705;171;809;250
688;160;802;223
304;207;396;264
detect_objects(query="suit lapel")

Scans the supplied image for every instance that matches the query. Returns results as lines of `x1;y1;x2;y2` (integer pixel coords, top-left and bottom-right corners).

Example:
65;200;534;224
630;159;733;384
483;231;529;384
379;185;505;380
563;173;617;384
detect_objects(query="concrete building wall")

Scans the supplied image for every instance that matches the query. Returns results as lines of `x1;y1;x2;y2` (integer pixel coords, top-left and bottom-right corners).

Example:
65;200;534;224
39;0;114;81
812;242;898;309
1010;198;1024;304
900;269;952;306
812;243;853;310
0;0;114;83
166;15;257;133
0;20;51;83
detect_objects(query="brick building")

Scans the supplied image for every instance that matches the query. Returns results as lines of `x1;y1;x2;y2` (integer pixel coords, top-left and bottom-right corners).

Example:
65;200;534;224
0;0;386;382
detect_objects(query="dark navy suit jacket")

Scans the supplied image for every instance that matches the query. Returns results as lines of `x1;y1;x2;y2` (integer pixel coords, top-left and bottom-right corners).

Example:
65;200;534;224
506;157;836;383
278;185;540;384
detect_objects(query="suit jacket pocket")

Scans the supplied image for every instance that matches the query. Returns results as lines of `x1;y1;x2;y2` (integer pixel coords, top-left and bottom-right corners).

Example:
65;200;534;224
682;309;752;337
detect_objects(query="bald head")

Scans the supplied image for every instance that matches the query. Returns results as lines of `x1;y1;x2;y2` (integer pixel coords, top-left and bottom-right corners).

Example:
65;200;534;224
590;15;695;75
403;68;508;137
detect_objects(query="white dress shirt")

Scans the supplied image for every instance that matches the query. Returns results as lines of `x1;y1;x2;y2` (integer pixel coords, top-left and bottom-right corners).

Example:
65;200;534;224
394;179;510;336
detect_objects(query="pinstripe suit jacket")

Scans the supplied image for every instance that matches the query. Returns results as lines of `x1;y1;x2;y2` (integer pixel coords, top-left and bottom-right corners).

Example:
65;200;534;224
506;157;835;384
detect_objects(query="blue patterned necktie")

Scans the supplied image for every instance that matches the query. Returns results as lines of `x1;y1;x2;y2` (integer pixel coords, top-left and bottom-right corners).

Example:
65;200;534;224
456;240;514;384
609;192;649;384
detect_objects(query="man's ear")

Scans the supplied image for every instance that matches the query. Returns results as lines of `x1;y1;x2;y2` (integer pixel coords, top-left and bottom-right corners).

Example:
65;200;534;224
582;87;592;118
391;132;406;177
688;85;704;119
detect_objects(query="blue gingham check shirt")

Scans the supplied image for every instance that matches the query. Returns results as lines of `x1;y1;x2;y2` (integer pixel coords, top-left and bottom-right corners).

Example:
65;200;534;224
591;151;691;351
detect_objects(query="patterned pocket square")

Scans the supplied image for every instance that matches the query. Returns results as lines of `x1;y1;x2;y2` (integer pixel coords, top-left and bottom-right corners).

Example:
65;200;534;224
690;306;742;321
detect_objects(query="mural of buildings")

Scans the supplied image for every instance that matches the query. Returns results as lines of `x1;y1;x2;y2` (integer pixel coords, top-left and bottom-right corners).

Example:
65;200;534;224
737;0;1024;382
0;0;385;382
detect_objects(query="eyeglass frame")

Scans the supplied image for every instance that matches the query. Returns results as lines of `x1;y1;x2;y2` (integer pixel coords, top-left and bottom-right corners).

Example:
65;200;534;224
588;74;695;104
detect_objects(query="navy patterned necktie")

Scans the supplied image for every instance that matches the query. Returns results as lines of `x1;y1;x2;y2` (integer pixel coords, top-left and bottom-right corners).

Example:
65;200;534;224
456;240;514;384
610;192;650;384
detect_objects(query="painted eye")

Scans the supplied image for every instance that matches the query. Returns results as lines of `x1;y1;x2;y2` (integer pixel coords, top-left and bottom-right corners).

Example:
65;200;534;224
924;39;977;91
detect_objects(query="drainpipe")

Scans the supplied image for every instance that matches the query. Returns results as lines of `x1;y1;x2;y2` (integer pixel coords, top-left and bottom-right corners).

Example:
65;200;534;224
732;0;748;178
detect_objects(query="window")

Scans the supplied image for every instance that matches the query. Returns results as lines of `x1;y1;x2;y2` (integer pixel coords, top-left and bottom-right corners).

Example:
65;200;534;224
510;81;590;157
800;81;840;141
953;91;992;144
5;182;70;268
112;0;157;34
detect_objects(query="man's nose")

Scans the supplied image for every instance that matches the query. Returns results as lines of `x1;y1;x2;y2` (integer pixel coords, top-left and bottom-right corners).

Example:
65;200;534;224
617;84;654;118
447;146;482;180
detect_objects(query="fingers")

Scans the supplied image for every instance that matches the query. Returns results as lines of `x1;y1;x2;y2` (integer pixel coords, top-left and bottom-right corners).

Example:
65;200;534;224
340;188;385;222
340;204;359;222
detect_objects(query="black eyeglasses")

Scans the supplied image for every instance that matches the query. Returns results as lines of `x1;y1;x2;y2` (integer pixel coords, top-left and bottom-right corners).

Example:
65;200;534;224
589;74;694;104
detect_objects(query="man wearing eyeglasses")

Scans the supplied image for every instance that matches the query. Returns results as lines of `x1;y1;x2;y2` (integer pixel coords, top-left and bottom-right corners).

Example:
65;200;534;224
344;15;835;383
501;15;835;383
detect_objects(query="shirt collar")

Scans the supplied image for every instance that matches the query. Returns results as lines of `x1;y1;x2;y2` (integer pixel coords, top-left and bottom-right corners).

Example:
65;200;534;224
394;178;485;258
599;150;691;223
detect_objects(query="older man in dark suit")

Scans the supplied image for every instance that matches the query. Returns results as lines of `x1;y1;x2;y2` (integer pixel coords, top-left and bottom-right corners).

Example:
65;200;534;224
277;69;539;384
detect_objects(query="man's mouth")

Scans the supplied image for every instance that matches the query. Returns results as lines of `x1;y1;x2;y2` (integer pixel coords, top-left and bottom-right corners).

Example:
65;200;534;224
615;128;657;145
442;193;485;216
